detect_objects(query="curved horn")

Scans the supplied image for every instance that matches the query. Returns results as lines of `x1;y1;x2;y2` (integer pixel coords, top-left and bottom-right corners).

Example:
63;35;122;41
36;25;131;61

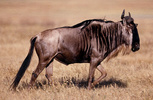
121;9;125;19
129;12;131;17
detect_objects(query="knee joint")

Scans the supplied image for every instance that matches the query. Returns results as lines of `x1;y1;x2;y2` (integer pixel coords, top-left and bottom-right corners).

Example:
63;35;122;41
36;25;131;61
32;72;38;78
45;74;53;78
45;74;48;78
101;71;107;77
104;72;107;77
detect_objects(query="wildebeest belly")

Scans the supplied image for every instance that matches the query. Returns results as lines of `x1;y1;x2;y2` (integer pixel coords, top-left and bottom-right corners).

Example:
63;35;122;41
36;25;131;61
55;51;90;65
55;29;90;65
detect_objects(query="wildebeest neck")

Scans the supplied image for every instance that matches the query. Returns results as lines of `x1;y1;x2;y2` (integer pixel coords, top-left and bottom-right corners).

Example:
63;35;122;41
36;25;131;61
80;22;124;58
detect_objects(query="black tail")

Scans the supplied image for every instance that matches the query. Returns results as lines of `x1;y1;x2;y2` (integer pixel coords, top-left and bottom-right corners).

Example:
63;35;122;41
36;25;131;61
10;37;37;90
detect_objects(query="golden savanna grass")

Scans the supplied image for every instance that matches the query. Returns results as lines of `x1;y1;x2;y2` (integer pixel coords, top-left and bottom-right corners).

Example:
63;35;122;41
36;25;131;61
0;0;153;100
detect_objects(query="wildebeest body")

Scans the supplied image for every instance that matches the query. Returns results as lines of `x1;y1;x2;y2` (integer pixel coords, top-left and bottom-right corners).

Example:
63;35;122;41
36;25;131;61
11;10;140;90
42;20;123;65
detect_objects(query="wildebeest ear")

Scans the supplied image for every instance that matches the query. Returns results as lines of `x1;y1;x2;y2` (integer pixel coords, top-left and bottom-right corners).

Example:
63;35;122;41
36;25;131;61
121;9;125;19
135;23;138;27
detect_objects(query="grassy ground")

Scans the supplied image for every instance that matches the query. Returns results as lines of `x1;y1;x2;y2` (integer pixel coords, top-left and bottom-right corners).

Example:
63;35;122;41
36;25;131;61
0;0;153;100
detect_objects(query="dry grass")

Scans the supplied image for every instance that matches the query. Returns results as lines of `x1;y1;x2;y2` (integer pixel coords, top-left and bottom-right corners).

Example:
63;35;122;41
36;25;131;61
0;0;153;100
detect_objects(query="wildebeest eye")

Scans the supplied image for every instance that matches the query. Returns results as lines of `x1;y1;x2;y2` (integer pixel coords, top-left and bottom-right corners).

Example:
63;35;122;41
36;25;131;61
130;21;134;24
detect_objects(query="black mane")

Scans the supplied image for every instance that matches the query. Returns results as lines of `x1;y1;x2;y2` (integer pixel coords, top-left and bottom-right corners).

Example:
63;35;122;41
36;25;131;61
62;19;114;30
72;19;104;28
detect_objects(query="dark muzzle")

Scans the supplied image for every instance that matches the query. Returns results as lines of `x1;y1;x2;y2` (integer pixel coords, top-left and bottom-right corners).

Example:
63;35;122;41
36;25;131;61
132;42;140;52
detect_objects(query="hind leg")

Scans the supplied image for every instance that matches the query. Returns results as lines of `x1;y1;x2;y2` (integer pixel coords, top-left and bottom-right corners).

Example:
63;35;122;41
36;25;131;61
29;52;58;87
29;44;58;87
45;62;53;85
29;59;50;87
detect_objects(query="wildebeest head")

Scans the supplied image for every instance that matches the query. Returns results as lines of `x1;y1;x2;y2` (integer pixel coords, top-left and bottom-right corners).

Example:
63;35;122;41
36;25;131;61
121;9;140;52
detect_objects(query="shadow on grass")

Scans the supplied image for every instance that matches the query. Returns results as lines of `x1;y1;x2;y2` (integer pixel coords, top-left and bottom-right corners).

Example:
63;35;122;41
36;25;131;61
19;77;127;90
58;77;127;88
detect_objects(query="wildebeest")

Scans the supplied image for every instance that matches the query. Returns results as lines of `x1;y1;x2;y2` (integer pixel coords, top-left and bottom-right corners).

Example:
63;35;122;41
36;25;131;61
11;10;140;90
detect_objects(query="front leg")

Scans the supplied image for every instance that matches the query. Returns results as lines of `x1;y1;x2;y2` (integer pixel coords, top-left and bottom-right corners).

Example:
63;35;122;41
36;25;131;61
87;58;100;90
87;64;96;90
